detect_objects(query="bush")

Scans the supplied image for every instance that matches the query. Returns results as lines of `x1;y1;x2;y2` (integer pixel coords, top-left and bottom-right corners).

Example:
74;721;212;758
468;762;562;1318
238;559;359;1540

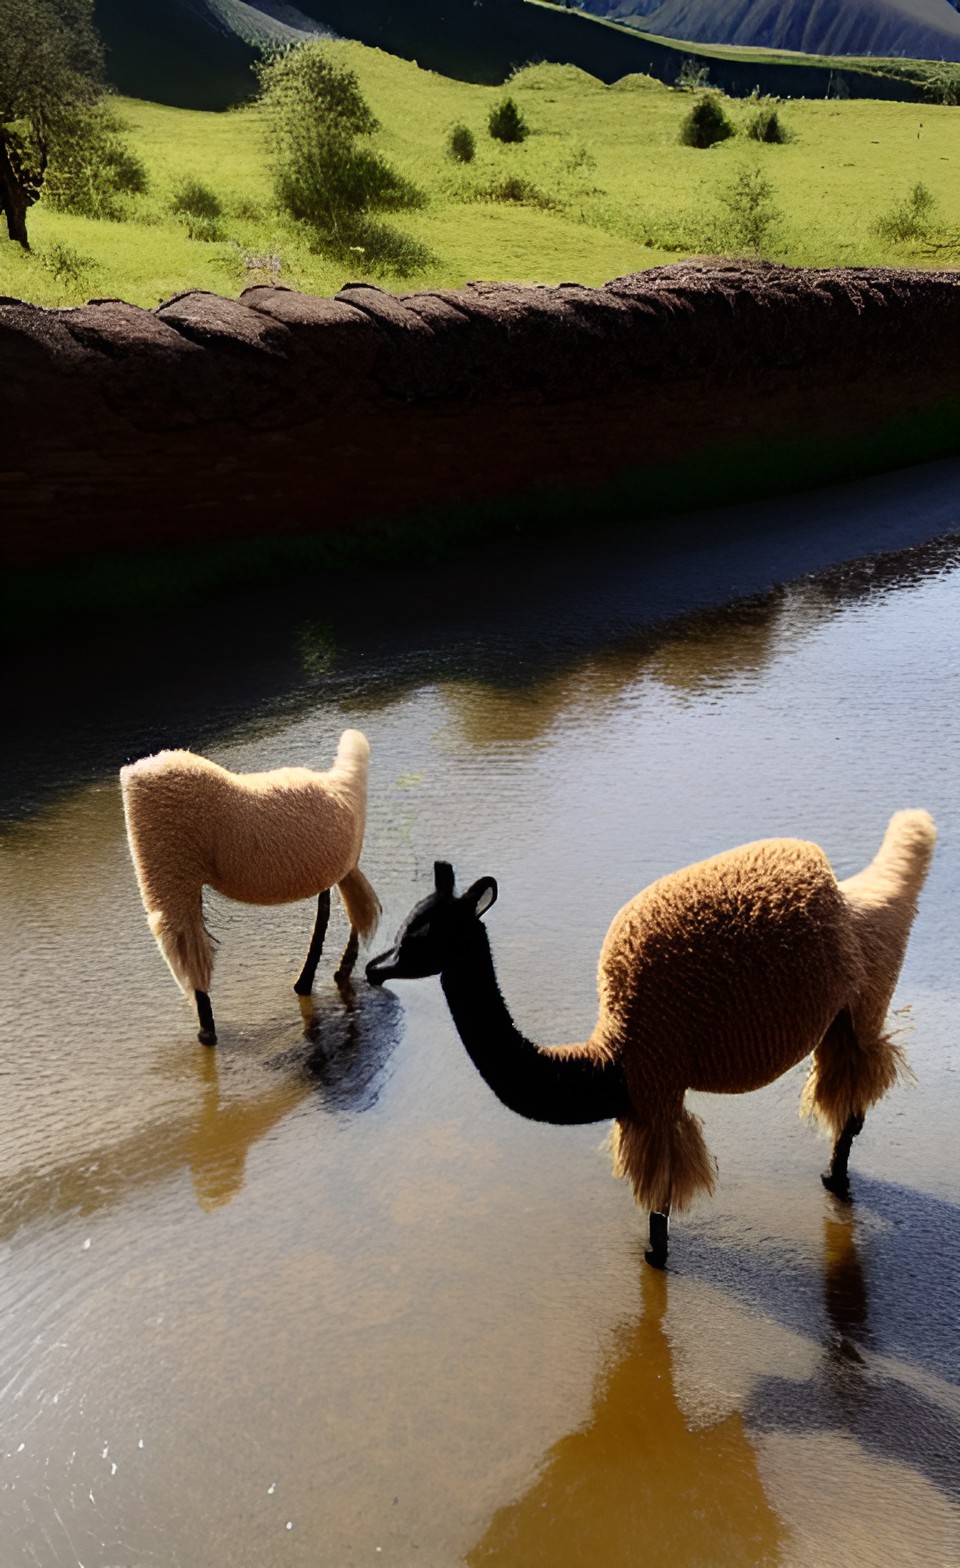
257;43;426;271
675;57;710;91
447;123;476;163
747;104;790;144
481;175;555;209
680;93;735;149
39;241;94;292
44;107;149;221
488;97;528;144
336;217;433;276
922;65;960;106
170;178;224;241
875;181;937;243
718;166;783;254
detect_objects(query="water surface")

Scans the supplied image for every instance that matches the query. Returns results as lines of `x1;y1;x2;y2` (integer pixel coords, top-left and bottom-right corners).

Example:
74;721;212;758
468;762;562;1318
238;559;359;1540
1;469;958;1567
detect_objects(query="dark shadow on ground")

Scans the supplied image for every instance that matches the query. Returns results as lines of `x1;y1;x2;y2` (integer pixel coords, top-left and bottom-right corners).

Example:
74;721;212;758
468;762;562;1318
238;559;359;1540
677;1177;960;1504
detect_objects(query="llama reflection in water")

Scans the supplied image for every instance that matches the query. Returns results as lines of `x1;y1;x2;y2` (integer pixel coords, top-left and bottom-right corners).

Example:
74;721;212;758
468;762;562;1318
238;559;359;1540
468;1264;785;1567
190;980;405;1208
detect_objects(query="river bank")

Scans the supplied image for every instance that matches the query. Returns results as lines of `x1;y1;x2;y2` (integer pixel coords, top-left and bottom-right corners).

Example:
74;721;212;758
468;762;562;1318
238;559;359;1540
2;261;958;636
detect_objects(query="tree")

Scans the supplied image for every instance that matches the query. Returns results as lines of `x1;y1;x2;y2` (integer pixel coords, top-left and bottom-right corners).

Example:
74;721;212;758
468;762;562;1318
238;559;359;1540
488;96;528;144
0;0;103;247
256;44;426;271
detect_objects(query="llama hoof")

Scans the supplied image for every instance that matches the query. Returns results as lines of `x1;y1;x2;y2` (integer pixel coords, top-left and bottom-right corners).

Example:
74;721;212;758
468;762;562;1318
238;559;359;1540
293;978;313;997
645;1210;669;1268
198;1026;218;1047
821;1170;852;1201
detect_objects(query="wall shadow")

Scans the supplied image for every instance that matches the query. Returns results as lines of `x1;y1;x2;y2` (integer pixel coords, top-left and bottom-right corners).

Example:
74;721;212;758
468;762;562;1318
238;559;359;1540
2;497;957;822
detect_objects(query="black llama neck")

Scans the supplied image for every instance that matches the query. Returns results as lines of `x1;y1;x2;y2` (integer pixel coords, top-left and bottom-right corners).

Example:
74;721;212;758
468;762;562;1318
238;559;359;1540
439;922;628;1125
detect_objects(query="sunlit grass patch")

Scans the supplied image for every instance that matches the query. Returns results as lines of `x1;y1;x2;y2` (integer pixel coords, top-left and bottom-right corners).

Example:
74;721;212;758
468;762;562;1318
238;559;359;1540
1;40;958;309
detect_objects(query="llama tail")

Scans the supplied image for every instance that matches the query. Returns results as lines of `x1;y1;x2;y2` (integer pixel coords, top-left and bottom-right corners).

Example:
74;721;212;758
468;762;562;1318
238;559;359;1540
330;729;370;789
842;809;937;909
337;865;381;944
805;810;935;1141
608;1104;717;1214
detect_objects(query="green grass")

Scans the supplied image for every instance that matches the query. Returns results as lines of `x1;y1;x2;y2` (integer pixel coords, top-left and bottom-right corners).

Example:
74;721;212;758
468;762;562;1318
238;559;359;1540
2;42;958;309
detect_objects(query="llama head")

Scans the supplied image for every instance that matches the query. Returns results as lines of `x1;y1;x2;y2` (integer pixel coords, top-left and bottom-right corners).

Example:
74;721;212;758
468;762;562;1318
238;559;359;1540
366;861;497;985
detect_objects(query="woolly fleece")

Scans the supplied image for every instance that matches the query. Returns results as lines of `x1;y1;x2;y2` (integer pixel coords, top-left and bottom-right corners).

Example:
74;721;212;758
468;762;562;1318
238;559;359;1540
597;810;935;1212
121;728;379;998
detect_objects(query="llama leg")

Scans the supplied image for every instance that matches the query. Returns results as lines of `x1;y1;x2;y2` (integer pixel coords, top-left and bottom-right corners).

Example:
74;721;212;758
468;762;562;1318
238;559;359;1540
645;1206;670;1270
195;989;217;1047
334;927;360;985
822;1113;865;1199
294;890;331;996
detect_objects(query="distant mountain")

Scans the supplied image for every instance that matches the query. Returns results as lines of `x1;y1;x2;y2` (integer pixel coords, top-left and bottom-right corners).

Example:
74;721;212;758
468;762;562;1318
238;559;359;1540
95;0;259;107
94;0;935;110
579;0;960;63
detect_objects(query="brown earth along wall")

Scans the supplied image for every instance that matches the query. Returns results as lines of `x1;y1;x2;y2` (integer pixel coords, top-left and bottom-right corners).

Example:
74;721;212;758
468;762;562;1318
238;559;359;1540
1;260;958;570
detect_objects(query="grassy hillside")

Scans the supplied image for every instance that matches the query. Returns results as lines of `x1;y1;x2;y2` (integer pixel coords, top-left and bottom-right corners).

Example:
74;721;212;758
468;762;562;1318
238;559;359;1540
2;43;958;309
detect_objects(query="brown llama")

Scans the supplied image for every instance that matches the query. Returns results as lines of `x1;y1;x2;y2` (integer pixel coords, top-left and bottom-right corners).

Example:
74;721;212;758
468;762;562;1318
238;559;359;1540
366;811;935;1266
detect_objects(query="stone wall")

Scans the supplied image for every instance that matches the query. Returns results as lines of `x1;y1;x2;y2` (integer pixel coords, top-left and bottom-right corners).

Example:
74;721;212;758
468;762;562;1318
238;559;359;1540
2;261;958;570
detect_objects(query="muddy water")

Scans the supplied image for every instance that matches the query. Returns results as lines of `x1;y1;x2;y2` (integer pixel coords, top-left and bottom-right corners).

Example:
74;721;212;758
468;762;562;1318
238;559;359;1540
1;471;959;1568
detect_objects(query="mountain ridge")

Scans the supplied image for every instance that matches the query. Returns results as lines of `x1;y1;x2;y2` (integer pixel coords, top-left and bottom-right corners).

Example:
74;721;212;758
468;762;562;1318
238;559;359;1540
93;0;941;109
580;0;960;63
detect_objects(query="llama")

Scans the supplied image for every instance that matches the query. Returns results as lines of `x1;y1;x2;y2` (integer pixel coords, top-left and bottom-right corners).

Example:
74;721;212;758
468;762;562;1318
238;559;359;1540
121;729;380;1045
366;811;935;1266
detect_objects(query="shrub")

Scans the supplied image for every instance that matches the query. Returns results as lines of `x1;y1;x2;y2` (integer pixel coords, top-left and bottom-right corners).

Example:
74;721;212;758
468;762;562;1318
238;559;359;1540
564;143;596;173
488;97;528;144
875;181;937;243
747;104;790;144
39;241;94;292
680;93;735;149
447;123;476;163
675;57;710;91
337;217;433;277
170;178;224;241
718;166;783;254
257;43;425;270
482;175;555;209
44;107;149;221
922;65;960;106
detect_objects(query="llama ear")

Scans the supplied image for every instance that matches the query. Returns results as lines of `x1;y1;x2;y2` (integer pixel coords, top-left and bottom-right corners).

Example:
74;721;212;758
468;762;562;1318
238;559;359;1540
434;861;456;897
464;877;497;919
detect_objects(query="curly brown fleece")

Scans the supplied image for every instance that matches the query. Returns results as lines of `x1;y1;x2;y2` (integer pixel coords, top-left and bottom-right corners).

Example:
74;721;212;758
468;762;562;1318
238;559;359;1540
593;810;935;1213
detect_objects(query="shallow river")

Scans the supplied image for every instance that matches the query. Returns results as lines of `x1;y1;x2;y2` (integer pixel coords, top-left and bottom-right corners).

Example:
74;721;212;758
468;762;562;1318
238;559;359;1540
1;464;959;1567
